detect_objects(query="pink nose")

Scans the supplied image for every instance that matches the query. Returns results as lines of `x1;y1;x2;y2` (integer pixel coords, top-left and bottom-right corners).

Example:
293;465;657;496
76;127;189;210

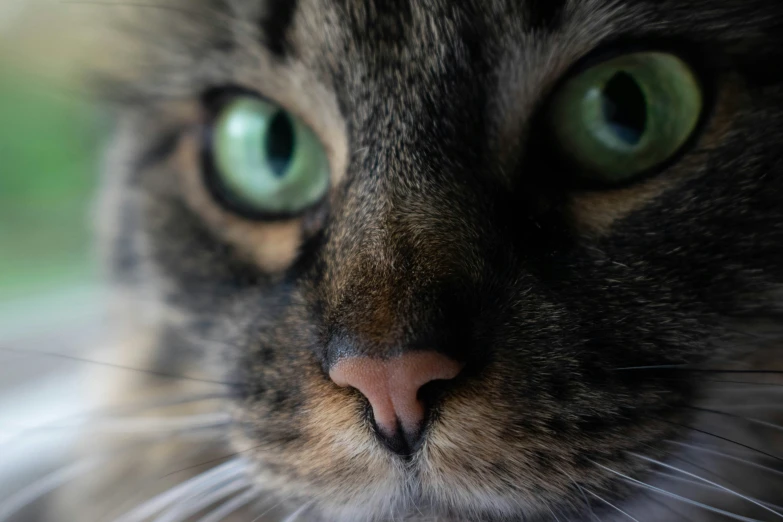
329;352;463;440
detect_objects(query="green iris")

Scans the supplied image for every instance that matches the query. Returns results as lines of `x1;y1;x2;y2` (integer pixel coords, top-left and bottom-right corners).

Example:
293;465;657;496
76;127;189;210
212;97;329;215
549;52;703;183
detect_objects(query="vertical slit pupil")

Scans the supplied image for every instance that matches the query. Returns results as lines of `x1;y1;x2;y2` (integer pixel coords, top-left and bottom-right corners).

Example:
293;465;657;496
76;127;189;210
266;111;296;177
601;71;647;146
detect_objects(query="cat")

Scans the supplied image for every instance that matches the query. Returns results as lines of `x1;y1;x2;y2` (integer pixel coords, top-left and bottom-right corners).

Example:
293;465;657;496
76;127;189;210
14;0;783;520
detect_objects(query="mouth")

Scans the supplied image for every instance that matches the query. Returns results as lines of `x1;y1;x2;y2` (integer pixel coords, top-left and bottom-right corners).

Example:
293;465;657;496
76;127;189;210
372;419;423;457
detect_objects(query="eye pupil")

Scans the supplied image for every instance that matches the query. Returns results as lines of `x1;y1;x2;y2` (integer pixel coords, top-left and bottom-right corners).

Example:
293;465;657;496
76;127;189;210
601;71;648;146
265;111;296;177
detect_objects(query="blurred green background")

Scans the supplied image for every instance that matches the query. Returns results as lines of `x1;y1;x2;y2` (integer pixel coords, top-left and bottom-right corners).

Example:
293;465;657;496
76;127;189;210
0;21;100;303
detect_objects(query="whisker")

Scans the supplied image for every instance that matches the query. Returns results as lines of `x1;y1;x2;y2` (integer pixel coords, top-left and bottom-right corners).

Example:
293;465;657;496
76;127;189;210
650;471;783;512
160;442;281;479
0;347;238;387
544;505;563;522
101;442;273;521
249;489;304;522
719;403;783;412
656;419;783;463
0;460;98;522
613;365;693;371
630;452;783;519
660;378;783;388
0;393;229;446
97;441;234;522
638;491;693;521
2;413;232;437
640;441;755;505
90;413;233;434
0;436;193;521
615;365;783;374
570;481;599;521
195;486;265;522
589;460;764;522
153;478;251;522
666;440;783;477
280;501;315;522
112;459;248;522
583;488;640;522
685;406;783;434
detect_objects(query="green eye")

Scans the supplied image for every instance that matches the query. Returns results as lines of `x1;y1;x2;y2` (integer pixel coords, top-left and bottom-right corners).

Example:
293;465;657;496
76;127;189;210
548;52;703;183
210;96;329;216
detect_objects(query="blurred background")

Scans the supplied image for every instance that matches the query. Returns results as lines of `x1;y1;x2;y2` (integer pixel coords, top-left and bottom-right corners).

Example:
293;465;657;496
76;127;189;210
0;0;109;503
0;0;99;304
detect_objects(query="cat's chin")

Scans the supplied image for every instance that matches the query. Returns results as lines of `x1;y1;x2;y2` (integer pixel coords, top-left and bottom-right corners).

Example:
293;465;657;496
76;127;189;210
255;483;549;522
239;439;596;522
239;444;541;522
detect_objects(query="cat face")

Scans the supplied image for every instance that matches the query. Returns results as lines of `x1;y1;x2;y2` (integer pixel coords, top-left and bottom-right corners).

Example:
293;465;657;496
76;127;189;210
101;0;783;520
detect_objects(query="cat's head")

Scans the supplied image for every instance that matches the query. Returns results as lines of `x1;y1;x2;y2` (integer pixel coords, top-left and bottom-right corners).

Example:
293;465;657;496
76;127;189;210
98;0;783;520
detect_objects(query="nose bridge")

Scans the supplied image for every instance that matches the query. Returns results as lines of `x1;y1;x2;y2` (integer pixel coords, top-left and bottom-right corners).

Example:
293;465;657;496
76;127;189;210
325;223;405;352
322;186;436;351
320;138;486;362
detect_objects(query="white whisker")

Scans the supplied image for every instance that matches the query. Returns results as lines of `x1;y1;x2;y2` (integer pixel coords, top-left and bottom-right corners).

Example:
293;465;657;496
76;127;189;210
249;490;303;522
589;459;764;522
667;440;783;478
545;504;563;522
3;413;232;438
650;471;783;512
280;501;314;522
630;452;783;519
113;459;248;522
583;488;640;522
737;415;783;433
0;394;228;446
695;407;783;434
153;478;251;522
719;404;783;412
67;413;232;434
0;460;97;522
570;481;599;521
195;486;265;522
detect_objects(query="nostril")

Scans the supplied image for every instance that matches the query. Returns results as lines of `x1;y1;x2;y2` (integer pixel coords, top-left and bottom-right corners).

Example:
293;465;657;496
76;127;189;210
417;377;456;413
329;351;463;454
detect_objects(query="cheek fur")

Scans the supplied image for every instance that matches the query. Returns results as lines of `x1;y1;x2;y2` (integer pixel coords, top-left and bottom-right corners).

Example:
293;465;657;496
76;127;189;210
234;376;409;520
